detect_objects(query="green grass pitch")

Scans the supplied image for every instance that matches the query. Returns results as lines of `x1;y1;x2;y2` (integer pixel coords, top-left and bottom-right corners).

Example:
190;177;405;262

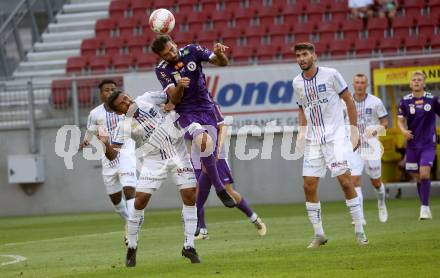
1;197;439;278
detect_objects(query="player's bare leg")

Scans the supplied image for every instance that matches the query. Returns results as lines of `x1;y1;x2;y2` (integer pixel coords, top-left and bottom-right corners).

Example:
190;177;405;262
337;172;368;245
194;132;236;208
304;176;328;248
370;178;388;222
125;192;152;267
225;184;267;236
180;187;200;263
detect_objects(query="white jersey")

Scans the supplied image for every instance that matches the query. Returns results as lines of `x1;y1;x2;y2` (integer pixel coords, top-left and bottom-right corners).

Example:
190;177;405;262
113;91;180;160
293;66;348;144
86;104;135;167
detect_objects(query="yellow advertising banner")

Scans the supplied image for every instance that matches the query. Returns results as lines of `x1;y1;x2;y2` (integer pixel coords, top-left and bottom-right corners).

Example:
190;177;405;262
373;65;440;86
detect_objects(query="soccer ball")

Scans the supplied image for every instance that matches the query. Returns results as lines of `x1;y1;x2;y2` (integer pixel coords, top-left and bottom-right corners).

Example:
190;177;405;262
149;9;175;34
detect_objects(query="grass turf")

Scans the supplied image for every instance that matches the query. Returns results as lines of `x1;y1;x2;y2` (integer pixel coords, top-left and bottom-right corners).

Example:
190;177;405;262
0;197;439;278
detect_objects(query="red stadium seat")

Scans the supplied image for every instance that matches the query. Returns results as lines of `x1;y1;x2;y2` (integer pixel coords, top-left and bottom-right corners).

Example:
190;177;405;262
51;80;71;108
127;35;150;56
304;4;326;23
109;0;131;18
77;79;96;107
89;56;111;73
81;38;103;57
113;54;136;71
403;0;425;16
231;46;255;63
392;16;416;38
379;37;404;54
317;22;339;42
354;38;379;56
329;39;353;57
196;30;221;45
103;37;125;56
367;17;389;39
418;16;439;38
292;22;316;42
132;0;152;18
429;34;440;50
136;54;157;69
66;56;88;74
256;45;279;62
342;19;364;40
405;36;428;52
119;16;144;37
95;18;117;39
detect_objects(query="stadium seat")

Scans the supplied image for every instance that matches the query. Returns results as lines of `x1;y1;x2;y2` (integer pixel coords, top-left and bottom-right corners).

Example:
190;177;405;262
418;16;439;38
113;54;136;71
429;34;440;50
77;79;97;107
317;22;339;42
89;56;111;73
109;0;131;18
127;35;150;56
256;45;279;62
196;30;221;45
132;0;152;18
379;37;404;54
304;4;326;23
66;57;88;74
329;39;353;57
354;38;379;56
136;54;157;69
51;80;71;109
292;22;316;42
81;38;103;57
403;0;425;16
405;36;428;52
104;38;127;56
95;18;117;39
392;16;416;38
119;16;144;37
367;17;389;39
231;46;255;63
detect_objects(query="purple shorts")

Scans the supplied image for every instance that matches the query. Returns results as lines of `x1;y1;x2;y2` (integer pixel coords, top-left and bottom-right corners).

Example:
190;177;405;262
177;110;218;140
405;147;436;172
194;159;234;185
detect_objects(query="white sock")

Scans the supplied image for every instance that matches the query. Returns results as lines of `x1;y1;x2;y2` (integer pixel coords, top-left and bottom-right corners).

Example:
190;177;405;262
127;209;144;249
182;205;197;249
375;183;386;206
354;186;365;221
249;212;258;222
126;198;135;219
346;197;364;234
306;202;325;236
114;199;129;222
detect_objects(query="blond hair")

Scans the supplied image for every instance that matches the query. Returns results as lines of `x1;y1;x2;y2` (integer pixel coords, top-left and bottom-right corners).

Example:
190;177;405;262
411;70;426;80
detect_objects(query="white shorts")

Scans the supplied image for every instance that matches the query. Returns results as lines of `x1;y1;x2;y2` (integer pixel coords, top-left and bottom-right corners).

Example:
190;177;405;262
102;152;137;195
303;139;351;178
347;149;382;179
137;141;196;194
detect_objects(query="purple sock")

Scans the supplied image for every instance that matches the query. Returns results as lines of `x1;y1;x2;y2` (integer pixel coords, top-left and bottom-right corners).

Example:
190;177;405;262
416;182;421;200
237;198;254;218
200;154;225;193
196;173;211;229
419;179;431;206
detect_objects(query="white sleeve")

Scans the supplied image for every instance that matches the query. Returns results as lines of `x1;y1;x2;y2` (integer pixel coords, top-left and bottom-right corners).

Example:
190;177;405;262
84;111;97;141
293;80;303;107
137;91;168;105
376;98;388;118
332;69;348;95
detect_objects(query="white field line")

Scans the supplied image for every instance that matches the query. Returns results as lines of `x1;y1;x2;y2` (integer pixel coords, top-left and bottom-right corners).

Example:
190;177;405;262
0;255;27;266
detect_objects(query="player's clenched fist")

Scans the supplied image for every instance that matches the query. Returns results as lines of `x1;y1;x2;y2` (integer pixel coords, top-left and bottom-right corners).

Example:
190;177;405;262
213;43;229;55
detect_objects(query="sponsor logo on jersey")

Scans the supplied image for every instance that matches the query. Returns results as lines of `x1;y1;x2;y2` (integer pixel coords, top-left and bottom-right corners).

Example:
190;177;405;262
330;160;348;169
365;108;372;114
187;61;197;71
174;62;184;70
415;99;424;105
318;84;326;92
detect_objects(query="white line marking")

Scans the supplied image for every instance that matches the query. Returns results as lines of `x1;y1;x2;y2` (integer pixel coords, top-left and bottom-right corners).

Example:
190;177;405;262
0;255;27;266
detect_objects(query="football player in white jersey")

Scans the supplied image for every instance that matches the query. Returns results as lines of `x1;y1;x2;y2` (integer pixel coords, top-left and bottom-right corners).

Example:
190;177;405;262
100;90;200;267
349;74;388;223
292;42;368;247
80;80;137;245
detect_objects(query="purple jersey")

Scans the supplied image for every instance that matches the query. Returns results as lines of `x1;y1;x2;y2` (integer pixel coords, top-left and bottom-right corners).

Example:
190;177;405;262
398;92;440;148
155;44;215;113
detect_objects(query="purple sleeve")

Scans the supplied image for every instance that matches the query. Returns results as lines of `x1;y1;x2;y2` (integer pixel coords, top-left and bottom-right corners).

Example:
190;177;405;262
155;68;174;90
397;99;406;118
191;44;214;62
435;96;440;117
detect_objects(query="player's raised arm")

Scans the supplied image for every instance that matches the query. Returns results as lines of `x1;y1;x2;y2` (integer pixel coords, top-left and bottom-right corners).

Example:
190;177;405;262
209;43;229;66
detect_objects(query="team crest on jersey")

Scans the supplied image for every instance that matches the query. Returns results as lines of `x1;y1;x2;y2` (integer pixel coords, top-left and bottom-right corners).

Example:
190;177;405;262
424;103;431;111
365;108;372;114
318;84;326;92
187;61;197;71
